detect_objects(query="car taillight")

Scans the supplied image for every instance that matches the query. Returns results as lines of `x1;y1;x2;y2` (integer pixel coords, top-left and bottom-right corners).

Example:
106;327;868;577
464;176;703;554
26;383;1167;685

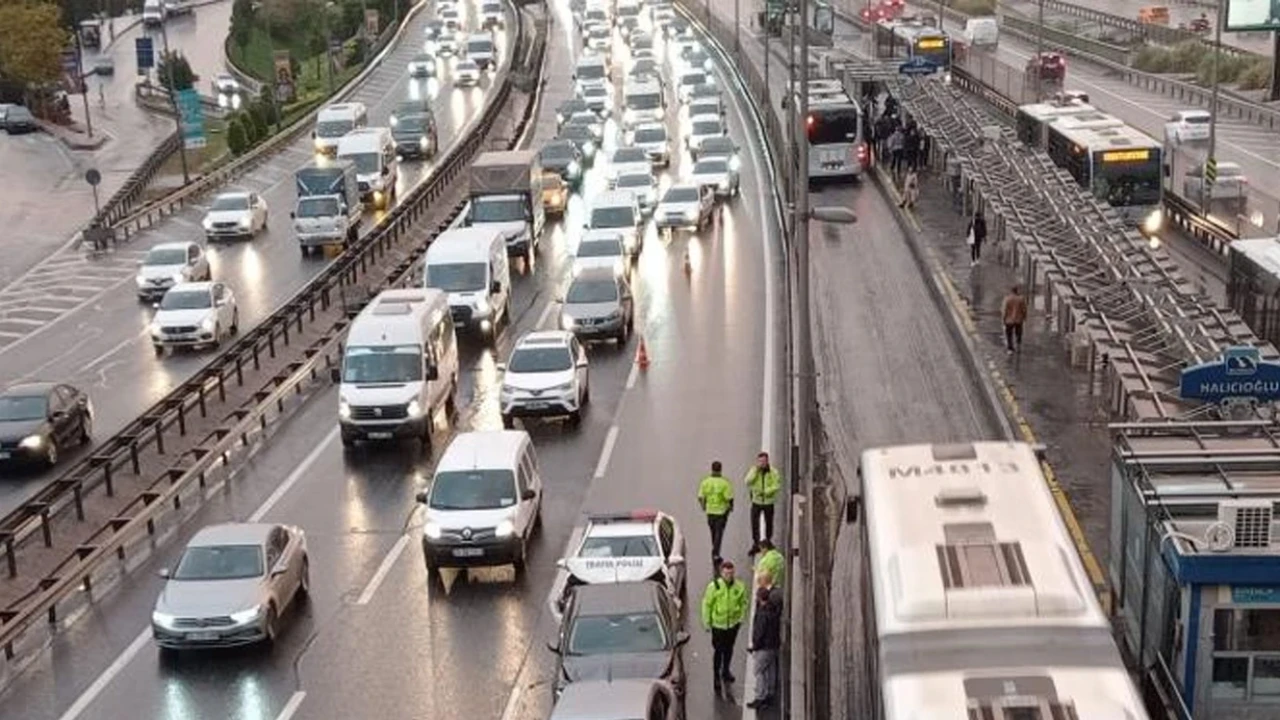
855;143;867;161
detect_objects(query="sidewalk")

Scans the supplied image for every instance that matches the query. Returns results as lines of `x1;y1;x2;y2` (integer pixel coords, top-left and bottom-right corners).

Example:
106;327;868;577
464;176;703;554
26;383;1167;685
877;159;1116;572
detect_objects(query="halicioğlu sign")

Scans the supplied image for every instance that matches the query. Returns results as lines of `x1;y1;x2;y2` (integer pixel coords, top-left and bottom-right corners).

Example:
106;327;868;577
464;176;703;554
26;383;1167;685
1180;346;1280;403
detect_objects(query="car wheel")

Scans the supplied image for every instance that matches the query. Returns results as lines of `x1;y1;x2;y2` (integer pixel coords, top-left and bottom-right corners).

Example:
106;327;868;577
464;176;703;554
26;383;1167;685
581;384;591;406
79;413;92;445
501;413;515;429
45;438;58;468
569;408;583;426
340;433;356;449
300;245;311;258
261;605;278;645
513;539;528;575
446;379;458;418
211;324;222;348
154;344;165;358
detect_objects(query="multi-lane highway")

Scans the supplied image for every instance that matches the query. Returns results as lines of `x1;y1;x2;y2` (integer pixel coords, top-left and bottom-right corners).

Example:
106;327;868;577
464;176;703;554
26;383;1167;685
0;3;787;719
1004;0;1273;55
0;2;231;290
0;2;509;512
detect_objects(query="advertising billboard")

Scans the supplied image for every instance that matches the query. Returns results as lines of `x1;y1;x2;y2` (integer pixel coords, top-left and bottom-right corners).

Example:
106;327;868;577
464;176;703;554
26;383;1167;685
1224;0;1280;33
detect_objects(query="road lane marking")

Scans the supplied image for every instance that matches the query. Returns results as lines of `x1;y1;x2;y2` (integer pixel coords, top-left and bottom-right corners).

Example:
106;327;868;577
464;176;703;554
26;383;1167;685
625;360;639;389
500;680;523;720
536;295;557;329
356;533;412;605
275;691;307;720
592;425;619;479
56;628;151;720
250;426;338;521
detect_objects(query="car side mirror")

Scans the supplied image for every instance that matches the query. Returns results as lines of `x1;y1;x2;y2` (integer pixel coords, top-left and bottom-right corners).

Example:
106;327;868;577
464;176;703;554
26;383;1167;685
555;294;565;303
556;557;568;569
415;490;429;504
158;567;171;579
491;280;502;294
845;496;862;524
329;367;341;383
289;211;296;219
50;410;66;420
426;365;440;381
675;631;691;646
271;565;287;578
668;554;685;565
522;488;537;501
495;362;506;372
576;360;588;369
547;641;561;654
382;166;390;175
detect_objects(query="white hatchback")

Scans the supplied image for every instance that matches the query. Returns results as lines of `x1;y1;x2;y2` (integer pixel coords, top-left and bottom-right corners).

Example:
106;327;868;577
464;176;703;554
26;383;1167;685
498;331;590;427
150;281;239;354
1169;109;1211;143
573;230;629;277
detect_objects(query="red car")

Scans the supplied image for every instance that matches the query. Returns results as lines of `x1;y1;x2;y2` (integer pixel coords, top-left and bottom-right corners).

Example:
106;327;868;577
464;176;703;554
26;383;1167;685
1027;52;1067;82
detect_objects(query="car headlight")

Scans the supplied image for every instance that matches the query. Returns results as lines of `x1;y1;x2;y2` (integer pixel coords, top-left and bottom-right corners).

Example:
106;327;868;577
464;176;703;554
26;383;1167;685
19;434;44;450
424;521;443;539
495;519;515;538
339;399;351;419
718;179;730;190
200;316;216;331
583;141;595;156
475;296;490;314
549;381;576;395
201;217;213;231
729;155;741;171
149;320;162;335
406;399;423;417
567;160;580;177
229;605;263;624
561;312;576;329
420;136;430;149
171;272;185;283
237;217;250;229
390;115;400;126
556;112;566;124
656;107;665;120
135;275;147;288
624;109;636;122
152;611;178;629
314;137;326;151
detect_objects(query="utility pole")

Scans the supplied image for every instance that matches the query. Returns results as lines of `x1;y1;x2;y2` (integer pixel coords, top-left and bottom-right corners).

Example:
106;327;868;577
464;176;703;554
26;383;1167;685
322;0;335;93
1205;0;1225;215
159;22;190;184
734;0;740;57
1034;0;1045;100
73;33;95;138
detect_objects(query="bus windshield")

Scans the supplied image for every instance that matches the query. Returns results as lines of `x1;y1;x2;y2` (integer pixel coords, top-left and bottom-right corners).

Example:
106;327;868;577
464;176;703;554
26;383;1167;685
1091;151;1162;207
807;107;859;145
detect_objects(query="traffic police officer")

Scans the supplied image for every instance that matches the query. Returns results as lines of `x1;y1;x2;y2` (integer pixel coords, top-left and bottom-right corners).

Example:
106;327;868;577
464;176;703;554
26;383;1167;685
698;460;734;561
744;451;782;553
700;559;749;691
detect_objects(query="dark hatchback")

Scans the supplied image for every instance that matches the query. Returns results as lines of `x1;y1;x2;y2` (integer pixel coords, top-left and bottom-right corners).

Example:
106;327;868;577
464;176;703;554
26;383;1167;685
540;139;584;185
1;105;37;134
0;383;92;469
549;580;688;697
556;125;598;165
392;113;438;159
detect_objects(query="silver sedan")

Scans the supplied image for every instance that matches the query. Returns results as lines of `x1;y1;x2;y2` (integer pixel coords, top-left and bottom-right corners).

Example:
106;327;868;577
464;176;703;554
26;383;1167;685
151;522;309;651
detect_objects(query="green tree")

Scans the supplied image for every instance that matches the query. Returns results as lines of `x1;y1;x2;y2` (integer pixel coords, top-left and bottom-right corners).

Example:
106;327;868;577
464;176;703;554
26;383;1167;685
229;0;256;47
0;2;69;90
156;50;197;92
245;107;265;144
257;85;279;125
227;116;249;155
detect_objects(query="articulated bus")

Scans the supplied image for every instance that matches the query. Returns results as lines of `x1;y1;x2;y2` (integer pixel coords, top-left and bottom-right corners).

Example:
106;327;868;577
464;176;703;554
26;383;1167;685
873;19;952;68
805;90;866;182
850;441;1150;720
1014;101;1098;150
1044;113;1163;226
1228;237;1280;350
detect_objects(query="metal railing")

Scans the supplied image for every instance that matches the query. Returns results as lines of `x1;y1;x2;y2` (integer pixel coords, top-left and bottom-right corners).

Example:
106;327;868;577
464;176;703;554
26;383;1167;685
0;0;547;661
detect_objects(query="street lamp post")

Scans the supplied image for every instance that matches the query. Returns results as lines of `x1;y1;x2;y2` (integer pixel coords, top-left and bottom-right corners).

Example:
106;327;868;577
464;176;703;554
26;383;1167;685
323;0;336;93
1034;0;1045;100
73;33;95;138
1205;0;1225;215
158;22;190;184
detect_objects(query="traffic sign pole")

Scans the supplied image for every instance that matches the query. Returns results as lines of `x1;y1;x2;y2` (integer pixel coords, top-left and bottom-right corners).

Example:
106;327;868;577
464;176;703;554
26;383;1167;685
158;23;190;184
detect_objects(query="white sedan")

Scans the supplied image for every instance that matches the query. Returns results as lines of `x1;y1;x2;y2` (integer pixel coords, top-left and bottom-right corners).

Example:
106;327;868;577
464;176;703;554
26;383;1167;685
614;172;658;215
685;113;726;159
553;509;688;616
606;147;651;186
454;58;481;86
572;230;630;277
202;191;269;242
151;281;239;354
655;183;715;231
687;157;739;198
408;53;437;77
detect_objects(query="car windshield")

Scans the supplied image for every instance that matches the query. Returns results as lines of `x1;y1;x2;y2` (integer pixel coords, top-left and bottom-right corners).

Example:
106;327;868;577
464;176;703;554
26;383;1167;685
578;239;623;257
459;60;478;70
508;346;573;373
426;262;487;292
703;139;733;154
693;120;721;136
616;174;650;189
471;197;526;222
1182;114;1210;125
559;101;587;115
614;149;646;164
160;290;211;310
296;196;340;218
580;534;659;557
0;395;46;421
569;612;667;654
173;544;265;581
631;60;658;75
634;127;666;143
569;113;597;126
315;119;354;138
211;195;249;211
567;277;619;303
468;39;492;53
694;159;728;175
144;247;188;266
681;72;705;86
626;93;661;110
583;87;607;99
341;151;381;175
560;127;592;143
542;143;575;161
589;27;609;38
342;345;422;383
664;187;699;203
591;206;635;228
395;115;428;133
429;469;517;510
413;54;432;64
578;64;606;80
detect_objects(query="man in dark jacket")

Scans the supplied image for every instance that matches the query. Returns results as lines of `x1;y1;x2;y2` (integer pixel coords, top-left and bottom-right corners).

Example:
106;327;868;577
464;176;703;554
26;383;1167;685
747;573;784;708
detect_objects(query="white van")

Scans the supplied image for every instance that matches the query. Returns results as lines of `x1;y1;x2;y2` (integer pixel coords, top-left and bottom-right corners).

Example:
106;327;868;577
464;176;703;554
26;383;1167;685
415;430;544;576
142;0;165;25
622;79;665;130
423;226;511;342
573;55;610;93
333;288;459;449
962;17;999;47
313;102;368;156
337;127;398;209
587;190;643;256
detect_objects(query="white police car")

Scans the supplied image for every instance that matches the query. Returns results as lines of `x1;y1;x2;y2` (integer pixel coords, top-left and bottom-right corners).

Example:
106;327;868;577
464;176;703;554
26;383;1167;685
553;510;687;617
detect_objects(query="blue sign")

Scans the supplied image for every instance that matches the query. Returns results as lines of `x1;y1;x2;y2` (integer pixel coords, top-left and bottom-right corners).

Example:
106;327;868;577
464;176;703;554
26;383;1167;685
1180;345;1280;403
176;88;206;150
898;56;938;76
1232;586;1280;604
135;37;155;73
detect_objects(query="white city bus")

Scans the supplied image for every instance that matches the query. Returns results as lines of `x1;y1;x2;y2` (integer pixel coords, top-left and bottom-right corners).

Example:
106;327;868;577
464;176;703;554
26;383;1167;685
1045;114;1163;227
1014;100;1098;150
805;90;865;182
850;442;1150;720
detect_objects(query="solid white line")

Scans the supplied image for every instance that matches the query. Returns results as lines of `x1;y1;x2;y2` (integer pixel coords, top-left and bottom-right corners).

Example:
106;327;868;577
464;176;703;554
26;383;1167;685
356;533;412;605
499;680;523;720
275;691;307;720
535;297;557;330
56;629;151;720
250;426;338;522
592;425;619;479
625;361;639;390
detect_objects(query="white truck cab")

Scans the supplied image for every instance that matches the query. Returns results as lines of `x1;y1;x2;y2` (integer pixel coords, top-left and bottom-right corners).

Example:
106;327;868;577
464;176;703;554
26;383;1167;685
423;226;512;342
333;289;459;449
313;102;368;156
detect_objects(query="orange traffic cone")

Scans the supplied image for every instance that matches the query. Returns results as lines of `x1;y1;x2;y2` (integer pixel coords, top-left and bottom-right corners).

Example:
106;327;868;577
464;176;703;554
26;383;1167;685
636;336;650;370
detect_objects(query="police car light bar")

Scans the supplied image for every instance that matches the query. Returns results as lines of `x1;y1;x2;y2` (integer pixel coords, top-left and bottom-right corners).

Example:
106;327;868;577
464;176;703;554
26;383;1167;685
587;509;658;523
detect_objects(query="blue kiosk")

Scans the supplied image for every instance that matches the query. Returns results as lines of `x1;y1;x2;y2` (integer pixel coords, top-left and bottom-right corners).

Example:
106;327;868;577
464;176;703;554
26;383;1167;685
1110;346;1280;719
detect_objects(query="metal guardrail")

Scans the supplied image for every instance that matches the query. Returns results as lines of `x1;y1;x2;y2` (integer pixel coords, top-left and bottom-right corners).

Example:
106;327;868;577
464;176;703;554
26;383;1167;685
1027;0;1254;59
133;82;226;118
0;0;546;659
999;13;1132;65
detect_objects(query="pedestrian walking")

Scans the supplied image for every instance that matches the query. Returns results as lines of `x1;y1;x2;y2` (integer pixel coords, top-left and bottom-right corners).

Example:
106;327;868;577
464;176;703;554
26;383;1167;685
701;560;749;692
744;451;782;553
888;127;905;177
698;461;734;561
753;538;785;589
1002;285;1028;354
898;168;919;210
967;209;987;265
903;124;921;171
747;580;783;709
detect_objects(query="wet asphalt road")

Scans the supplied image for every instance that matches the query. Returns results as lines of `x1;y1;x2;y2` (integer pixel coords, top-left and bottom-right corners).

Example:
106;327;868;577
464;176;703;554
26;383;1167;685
0;3;786;719
0;0;509;514
0;2;231;291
